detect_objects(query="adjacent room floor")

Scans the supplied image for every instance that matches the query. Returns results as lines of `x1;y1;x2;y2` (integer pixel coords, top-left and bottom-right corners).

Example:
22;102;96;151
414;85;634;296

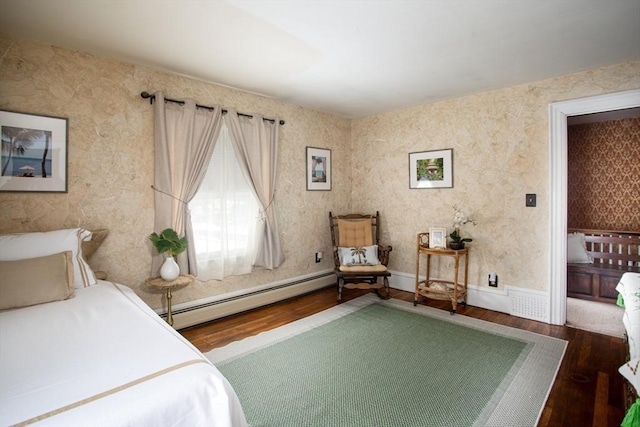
566;297;625;338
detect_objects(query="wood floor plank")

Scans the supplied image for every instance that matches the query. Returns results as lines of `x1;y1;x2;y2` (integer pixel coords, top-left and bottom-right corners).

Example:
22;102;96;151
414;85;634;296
180;286;627;427
594;371;609;427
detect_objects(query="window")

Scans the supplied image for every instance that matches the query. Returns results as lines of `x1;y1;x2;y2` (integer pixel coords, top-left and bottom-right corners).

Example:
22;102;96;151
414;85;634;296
189;123;259;280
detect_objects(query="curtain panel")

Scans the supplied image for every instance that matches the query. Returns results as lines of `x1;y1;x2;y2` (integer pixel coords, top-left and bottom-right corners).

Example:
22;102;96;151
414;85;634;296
225;110;285;269
151;92;222;277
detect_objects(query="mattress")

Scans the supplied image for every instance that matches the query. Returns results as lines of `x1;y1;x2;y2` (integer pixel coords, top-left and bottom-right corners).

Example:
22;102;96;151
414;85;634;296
0;280;247;426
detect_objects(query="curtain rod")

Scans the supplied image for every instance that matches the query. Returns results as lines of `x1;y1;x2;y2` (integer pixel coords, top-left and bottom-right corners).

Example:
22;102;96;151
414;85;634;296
140;92;285;125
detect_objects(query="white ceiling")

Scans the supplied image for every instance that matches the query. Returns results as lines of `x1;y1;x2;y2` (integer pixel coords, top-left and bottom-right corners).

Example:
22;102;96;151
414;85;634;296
0;0;639;118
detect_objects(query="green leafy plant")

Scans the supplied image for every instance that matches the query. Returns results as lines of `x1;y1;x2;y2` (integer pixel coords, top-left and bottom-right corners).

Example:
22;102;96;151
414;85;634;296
149;228;188;257
449;228;472;244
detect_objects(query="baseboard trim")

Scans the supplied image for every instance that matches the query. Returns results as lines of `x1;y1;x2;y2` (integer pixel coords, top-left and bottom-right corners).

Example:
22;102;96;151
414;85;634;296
389;270;550;323
165;270;335;330
165;269;551;330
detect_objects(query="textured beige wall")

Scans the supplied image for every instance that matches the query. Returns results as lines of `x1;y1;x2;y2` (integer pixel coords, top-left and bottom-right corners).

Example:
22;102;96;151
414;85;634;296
352;61;640;291
0;34;352;308
2;33;638;308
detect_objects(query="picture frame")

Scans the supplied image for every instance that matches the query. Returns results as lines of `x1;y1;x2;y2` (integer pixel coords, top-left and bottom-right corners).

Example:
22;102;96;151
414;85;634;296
428;227;447;249
0;110;68;193
409;148;453;189
306;146;331;191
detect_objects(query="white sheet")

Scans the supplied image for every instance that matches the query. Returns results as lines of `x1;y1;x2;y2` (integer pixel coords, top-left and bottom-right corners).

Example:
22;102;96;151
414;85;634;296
0;281;247;427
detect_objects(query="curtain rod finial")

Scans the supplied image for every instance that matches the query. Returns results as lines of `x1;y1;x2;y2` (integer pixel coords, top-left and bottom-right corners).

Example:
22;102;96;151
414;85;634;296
141;91;155;105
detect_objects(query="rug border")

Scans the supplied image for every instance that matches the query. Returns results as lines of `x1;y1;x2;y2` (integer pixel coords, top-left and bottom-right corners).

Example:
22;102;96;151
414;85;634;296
207;294;567;427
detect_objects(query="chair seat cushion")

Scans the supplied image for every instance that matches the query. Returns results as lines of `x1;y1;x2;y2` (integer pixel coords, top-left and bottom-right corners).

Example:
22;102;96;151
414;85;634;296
338;264;388;273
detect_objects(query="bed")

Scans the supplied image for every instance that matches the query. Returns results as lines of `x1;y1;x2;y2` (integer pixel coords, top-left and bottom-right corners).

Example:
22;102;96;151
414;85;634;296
0;229;247;427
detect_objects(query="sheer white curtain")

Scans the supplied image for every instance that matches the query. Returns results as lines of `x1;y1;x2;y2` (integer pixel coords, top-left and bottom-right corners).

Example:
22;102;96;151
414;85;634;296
189;123;260;280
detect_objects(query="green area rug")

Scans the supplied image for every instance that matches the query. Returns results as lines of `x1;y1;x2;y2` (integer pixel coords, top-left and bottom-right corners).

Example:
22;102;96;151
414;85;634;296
207;294;566;427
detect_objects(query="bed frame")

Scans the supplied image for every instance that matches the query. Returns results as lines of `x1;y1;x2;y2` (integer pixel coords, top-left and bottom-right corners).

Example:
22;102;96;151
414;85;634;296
567;229;640;304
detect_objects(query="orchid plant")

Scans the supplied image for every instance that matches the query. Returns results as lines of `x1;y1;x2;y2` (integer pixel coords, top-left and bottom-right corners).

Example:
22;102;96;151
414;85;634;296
450;205;476;243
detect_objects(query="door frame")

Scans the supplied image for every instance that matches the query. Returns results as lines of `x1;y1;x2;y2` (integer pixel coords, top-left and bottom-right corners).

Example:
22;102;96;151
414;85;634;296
548;89;640;325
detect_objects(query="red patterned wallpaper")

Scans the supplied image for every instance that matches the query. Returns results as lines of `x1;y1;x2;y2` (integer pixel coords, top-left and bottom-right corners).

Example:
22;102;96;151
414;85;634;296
568;117;640;231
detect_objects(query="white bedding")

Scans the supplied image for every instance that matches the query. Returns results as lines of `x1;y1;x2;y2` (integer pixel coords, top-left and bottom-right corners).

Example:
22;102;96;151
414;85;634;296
0;280;247;427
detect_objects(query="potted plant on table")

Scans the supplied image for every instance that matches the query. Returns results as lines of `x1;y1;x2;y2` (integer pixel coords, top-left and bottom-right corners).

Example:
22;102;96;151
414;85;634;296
449;205;476;250
149;228;188;281
448;229;472;250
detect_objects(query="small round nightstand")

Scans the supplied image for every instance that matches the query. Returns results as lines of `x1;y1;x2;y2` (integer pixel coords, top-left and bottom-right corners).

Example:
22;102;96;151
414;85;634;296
146;275;194;326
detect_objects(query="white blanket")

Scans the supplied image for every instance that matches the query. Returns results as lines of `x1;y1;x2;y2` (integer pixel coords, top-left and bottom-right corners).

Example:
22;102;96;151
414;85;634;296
0;281;247;427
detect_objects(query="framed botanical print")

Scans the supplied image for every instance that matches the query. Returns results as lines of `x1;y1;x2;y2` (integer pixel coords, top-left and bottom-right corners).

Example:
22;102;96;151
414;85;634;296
409;148;453;189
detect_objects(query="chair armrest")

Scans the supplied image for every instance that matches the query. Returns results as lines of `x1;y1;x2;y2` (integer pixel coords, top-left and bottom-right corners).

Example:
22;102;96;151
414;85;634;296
378;244;392;266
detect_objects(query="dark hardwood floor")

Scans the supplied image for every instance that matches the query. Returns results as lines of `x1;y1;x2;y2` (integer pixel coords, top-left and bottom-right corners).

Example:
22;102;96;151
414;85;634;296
180;286;627;427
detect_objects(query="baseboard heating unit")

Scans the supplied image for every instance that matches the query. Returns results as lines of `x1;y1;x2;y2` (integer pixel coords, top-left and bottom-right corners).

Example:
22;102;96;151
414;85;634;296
509;288;550;323
164;271;336;330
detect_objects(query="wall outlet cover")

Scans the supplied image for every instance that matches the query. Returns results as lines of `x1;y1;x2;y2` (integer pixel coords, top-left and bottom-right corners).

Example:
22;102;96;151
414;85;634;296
488;273;498;287
526;194;536;207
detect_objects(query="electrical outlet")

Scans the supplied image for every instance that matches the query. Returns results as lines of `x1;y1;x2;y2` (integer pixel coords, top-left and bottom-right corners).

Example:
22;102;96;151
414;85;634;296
488;272;498;287
315;252;323;263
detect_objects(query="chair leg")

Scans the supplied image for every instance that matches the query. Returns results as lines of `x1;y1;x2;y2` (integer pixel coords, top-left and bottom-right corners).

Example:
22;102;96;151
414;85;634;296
384;276;390;299
337;278;343;301
375;277;391;300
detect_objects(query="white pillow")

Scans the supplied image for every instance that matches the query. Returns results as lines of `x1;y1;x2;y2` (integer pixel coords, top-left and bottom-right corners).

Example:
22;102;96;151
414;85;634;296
567;232;591;263
619;357;640;395
338;245;381;266
0;228;96;289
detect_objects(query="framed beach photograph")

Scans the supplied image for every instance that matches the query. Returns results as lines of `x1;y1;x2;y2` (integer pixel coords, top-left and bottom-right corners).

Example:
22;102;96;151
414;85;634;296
428;227;447;249
409;148;453;189
0;110;68;193
306;146;331;191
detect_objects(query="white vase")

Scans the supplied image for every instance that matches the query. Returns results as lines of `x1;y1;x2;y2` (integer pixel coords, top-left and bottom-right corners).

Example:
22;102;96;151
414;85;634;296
160;256;180;281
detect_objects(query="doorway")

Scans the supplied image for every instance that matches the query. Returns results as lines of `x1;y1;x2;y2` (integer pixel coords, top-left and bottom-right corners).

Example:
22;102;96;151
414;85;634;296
549;89;640;325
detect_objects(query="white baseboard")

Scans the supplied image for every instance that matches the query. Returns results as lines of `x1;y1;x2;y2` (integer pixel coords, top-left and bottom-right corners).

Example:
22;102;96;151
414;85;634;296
389;270;550;323
165;270;336;330
164;269;551;330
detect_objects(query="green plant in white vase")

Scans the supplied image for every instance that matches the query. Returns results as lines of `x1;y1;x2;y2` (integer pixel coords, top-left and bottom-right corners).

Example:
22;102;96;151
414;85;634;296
149;228;187;281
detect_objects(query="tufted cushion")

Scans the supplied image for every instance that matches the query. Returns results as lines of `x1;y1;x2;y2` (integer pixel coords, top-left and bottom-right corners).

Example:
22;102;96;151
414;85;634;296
338;264;388;273
337;218;373;247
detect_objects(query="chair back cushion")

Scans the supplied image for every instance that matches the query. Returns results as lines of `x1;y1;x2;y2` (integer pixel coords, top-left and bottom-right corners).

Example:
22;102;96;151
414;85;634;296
337;219;373;247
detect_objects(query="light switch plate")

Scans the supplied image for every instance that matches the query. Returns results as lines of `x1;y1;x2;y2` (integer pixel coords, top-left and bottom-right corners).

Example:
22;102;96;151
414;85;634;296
526;193;536;207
